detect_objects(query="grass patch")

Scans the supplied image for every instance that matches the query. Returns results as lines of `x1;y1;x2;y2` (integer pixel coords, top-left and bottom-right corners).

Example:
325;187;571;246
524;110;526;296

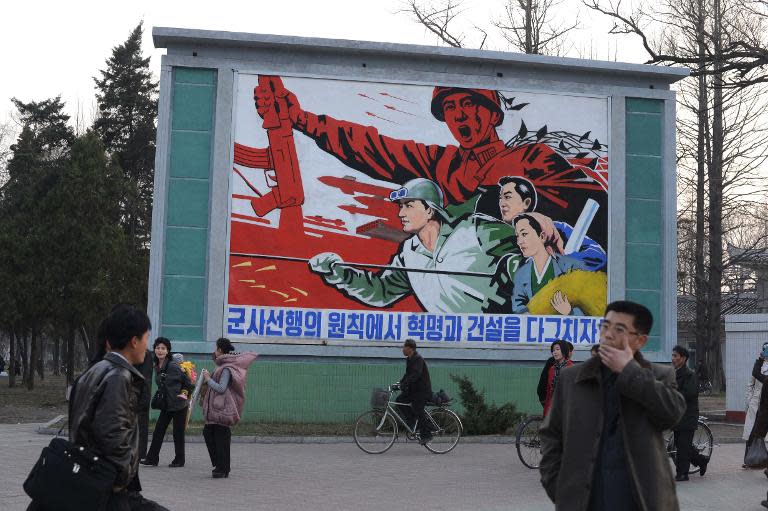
0;374;69;423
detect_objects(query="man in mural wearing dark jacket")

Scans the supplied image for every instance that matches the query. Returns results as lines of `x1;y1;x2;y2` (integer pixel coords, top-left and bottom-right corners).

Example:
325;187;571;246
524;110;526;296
671;345;708;480
396;339;433;445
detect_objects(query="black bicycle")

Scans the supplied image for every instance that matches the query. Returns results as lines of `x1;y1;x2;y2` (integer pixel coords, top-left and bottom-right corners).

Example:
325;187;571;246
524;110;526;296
354;384;463;454
515;415;544;469
663;416;714;474
697;380;713;396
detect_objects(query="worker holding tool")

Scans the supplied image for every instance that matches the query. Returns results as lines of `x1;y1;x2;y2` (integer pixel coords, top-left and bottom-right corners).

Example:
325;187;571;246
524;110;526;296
308;178;520;313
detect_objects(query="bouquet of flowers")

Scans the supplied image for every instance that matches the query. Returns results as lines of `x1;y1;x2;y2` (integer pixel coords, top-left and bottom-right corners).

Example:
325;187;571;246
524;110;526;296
177;358;197;400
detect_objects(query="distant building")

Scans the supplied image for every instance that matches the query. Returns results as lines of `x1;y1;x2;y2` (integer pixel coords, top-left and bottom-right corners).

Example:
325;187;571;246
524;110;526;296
677;293;759;366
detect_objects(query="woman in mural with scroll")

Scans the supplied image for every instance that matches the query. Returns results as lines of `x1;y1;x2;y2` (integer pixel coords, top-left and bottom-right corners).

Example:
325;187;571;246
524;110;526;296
510;213;606;316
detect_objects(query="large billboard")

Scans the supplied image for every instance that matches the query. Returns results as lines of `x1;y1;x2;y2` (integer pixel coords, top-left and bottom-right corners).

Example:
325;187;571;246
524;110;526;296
225;73;609;347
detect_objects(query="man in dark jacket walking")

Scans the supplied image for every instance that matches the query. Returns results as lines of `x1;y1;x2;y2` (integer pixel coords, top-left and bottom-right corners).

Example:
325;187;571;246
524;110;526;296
539;300;686;511
397;339;433;444
135;350;153;459
671;345;708;480
28;305;167;511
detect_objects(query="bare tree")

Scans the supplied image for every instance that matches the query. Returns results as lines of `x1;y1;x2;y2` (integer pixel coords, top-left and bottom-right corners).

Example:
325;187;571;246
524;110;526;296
493;0;579;55
0;118;16;187
400;0;479;47
589;0;768;389
400;0;577;54
584;0;768;85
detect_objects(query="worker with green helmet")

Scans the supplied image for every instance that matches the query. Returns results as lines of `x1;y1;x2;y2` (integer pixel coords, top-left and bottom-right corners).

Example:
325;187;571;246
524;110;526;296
308;178;520;313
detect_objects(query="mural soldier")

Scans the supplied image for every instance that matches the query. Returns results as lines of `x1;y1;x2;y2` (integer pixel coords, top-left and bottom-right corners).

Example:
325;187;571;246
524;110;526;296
496;176;606;271
308;178;519;313
253;81;604;225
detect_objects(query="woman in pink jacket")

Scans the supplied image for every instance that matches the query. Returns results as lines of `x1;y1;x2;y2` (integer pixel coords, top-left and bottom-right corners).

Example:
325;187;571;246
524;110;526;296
200;338;258;478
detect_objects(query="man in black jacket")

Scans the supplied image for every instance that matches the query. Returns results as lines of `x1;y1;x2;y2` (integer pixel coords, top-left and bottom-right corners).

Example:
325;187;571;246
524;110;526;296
29;305;166;511
397;339;433;445
672;345;708;480
135;350;153;459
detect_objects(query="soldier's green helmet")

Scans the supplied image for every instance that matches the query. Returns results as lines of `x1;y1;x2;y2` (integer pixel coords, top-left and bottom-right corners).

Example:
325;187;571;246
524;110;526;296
389;178;447;220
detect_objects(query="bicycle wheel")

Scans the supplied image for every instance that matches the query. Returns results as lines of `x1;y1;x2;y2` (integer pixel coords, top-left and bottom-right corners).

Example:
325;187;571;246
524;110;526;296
688;421;714;475
354;409;397;454
516;415;543;469
424;408;462;454
663;431;676;461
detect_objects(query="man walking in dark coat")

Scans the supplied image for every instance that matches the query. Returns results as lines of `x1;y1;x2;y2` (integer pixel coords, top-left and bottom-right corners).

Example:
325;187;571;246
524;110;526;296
135;350;153;459
397;339;433;444
539;300;686;511
671;345;708;480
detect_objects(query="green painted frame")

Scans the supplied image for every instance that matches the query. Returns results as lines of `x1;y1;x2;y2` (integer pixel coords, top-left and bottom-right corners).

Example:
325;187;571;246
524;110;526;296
625;98;665;351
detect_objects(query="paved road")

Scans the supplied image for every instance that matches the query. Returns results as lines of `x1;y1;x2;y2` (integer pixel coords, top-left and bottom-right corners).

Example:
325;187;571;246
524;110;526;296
1;423;767;511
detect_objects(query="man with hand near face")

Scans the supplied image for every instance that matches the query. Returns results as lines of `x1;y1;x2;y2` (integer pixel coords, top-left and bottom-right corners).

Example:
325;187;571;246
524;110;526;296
539;301;686;511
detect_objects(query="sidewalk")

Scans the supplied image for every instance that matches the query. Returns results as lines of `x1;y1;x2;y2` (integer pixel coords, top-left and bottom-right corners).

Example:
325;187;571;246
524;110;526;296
3;421;768;511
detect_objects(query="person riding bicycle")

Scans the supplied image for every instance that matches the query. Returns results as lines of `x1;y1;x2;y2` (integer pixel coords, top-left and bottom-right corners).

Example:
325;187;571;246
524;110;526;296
671;345;708;480
537;340;573;417
395;339;433;445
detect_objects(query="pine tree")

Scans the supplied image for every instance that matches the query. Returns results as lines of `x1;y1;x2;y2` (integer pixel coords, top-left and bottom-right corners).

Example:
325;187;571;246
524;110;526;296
93;22;158;306
0;97;74;389
45;132;127;383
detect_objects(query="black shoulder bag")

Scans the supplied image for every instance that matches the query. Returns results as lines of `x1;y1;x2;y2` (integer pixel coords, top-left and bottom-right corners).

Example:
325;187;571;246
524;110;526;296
24;437;118;511
23;376;118;511
150;368;168;410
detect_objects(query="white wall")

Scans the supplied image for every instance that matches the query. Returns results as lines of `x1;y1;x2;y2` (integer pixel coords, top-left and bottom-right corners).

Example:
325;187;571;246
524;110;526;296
725;314;768;414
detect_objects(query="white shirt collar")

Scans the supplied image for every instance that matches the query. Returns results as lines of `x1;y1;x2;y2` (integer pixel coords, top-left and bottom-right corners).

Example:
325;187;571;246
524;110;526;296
109;351;130;365
533;256;553;284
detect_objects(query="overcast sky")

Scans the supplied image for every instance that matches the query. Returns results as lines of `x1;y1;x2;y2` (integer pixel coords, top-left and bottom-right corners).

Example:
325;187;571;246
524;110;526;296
0;0;652;127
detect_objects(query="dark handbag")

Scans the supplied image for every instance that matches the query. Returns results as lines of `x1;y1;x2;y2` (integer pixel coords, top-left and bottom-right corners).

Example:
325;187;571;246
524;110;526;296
431;389;452;406
745;437;768;468
23;437;117;511
150;370;168;410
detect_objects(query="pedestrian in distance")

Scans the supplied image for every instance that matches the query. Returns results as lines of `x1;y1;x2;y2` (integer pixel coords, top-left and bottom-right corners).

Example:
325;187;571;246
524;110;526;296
200;337;258;478
28;304;168;511
670;345;708;480
537;340;573;417
135;347;153;461
539;300;686;511
141;337;192;468
743;345;768;462
744;343;768;469
590;344;600;358
395;338;434;445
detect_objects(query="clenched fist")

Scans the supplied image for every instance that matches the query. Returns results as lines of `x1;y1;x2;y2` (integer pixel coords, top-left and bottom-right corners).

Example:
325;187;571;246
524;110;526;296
253;81;304;127
309;252;343;275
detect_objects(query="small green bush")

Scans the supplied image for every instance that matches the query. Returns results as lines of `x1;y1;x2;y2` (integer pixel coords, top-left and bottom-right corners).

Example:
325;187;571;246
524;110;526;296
450;373;522;435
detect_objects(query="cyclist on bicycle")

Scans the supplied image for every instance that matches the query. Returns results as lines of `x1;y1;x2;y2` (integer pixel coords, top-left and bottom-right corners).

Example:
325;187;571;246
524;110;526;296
537;340;573;417
395;339;433;444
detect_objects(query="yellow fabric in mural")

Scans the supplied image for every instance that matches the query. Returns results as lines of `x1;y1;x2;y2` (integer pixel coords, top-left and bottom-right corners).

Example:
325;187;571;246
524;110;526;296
527;270;608;317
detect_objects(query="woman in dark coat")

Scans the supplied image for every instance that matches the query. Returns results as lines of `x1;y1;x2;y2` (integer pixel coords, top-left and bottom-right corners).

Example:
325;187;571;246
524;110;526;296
746;348;768;468
539;340;573;417
140;337;192;468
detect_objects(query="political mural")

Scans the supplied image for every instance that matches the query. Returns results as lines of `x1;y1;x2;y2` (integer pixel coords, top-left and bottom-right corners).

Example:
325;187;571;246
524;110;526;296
226;73;610;346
